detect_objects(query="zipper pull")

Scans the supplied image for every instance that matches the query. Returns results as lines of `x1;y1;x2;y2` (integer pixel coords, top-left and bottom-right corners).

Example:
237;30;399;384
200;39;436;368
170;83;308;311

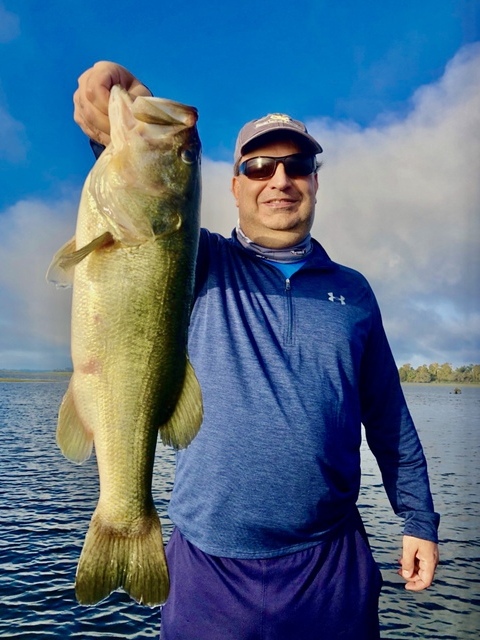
285;278;291;292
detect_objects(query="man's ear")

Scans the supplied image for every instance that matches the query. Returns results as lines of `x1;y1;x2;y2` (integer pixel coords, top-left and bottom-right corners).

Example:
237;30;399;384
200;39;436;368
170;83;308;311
231;176;240;208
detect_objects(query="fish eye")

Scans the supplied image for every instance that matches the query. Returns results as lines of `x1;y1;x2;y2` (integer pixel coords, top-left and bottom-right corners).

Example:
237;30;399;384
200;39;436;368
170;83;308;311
180;148;198;165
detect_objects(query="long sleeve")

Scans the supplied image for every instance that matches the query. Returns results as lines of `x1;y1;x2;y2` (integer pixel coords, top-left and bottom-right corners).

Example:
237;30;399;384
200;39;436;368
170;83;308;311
359;300;440;542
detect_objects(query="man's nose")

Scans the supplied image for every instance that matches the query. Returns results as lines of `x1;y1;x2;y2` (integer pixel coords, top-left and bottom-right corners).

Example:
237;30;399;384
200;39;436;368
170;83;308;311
268;161;291;188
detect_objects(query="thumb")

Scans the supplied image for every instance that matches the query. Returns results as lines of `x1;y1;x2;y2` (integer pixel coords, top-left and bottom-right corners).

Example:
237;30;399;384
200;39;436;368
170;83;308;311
401;563;414;578
128;81;153;100
399;535;419;578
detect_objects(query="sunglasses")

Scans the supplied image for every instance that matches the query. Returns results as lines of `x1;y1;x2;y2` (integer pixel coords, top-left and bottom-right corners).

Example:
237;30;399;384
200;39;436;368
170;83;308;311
236;153;318;180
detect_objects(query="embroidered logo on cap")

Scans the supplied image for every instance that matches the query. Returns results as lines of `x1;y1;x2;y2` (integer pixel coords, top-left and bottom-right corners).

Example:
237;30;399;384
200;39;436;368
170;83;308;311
255;113;296;128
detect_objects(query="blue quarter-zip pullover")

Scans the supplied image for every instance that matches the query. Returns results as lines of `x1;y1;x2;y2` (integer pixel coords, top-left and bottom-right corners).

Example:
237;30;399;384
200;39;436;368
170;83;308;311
169;229;439;558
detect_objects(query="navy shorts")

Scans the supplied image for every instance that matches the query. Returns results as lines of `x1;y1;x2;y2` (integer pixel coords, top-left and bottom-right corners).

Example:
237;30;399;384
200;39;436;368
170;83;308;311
160;516;383;640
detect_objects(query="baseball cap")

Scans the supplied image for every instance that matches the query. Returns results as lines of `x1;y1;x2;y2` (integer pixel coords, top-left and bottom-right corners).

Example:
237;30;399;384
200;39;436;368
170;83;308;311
234;113;323;167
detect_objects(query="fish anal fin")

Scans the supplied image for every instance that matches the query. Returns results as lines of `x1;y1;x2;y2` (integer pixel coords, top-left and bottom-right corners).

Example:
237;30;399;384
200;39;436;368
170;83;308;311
160;359;203;449
56;380;94;463
46;232;114;288
75;510;169;606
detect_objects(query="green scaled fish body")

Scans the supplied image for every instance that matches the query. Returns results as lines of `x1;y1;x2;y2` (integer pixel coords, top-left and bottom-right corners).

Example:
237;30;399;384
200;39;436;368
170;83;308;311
47;85;203;606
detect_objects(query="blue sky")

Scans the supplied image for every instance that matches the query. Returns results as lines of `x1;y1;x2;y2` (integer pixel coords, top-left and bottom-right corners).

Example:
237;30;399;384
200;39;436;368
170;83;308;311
0;0;479;370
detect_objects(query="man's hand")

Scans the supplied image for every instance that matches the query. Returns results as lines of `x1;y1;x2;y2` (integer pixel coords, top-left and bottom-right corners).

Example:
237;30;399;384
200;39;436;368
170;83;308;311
73;61;152;146
399;535;439;591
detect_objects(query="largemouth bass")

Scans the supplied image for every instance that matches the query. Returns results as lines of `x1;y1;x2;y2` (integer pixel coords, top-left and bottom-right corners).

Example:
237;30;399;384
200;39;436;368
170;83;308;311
47;85;203;606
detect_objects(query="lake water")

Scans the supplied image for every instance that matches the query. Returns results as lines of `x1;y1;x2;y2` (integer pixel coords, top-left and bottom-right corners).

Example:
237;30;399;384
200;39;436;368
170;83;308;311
0;377;478;639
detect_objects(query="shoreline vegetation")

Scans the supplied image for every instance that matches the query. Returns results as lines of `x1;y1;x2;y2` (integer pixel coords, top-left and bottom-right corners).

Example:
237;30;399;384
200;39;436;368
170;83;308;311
1;364;479;385
398;363;480;385
0;370;72;383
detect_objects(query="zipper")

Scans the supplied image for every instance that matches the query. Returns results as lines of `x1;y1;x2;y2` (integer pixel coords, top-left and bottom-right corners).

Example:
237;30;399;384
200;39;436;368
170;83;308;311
285;278;294;345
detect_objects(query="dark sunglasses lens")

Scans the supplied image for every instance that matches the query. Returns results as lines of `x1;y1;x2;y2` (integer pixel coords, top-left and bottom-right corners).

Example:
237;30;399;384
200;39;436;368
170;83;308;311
284;156;315;176
243;157;276;179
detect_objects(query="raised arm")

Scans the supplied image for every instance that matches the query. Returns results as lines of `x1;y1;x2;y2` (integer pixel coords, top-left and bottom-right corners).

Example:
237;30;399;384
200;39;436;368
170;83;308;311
73;60;152;145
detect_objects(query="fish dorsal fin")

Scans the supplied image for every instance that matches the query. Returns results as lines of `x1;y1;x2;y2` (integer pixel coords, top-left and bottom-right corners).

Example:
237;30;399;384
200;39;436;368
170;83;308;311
160;359;203;449
56;380;94;463
46;232;114;288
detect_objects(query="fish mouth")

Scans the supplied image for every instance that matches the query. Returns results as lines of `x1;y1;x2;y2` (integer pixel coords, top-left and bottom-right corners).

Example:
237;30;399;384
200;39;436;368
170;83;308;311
132;96;198;128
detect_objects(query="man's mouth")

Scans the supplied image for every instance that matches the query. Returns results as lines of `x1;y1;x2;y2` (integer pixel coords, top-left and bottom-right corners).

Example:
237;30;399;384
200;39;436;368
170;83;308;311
262;198;297;208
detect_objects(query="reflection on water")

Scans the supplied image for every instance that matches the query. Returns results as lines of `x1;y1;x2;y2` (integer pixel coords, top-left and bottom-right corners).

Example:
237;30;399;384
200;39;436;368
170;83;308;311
0;379;479;638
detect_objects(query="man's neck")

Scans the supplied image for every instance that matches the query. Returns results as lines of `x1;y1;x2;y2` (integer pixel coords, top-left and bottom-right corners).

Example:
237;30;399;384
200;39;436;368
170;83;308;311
235;227;312;263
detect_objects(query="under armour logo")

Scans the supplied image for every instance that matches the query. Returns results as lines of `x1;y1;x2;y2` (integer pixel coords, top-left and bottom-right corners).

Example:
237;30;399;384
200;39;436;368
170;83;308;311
328;292;346;305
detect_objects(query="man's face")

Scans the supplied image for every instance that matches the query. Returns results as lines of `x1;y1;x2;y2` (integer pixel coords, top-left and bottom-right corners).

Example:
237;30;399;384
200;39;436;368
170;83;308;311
231;139;318;249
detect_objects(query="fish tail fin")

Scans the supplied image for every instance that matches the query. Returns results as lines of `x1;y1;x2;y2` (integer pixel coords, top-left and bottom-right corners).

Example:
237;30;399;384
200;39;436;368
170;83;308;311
160;358;203;449
75;510;169;606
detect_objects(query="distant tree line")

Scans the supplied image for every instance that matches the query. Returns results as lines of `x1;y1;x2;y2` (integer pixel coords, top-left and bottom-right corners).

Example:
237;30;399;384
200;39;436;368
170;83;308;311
398;363;480;384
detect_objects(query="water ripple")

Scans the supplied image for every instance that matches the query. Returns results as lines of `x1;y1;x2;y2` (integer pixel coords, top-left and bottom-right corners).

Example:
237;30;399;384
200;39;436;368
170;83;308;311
1;381;479;637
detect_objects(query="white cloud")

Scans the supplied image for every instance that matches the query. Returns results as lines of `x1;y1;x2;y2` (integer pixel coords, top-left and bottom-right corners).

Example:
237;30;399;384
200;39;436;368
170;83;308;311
0;3;20;43
0;197;78;369
200;158;237;237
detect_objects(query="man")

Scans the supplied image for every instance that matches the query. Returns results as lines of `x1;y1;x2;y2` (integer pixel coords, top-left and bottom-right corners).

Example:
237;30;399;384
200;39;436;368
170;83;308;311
73;61;440;640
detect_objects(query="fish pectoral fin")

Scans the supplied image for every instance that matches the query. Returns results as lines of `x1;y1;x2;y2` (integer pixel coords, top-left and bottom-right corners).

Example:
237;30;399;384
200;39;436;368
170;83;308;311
160;359;203;449
46;232;114;288
75;509;169;606
45;236;77;288
56;380;94;463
